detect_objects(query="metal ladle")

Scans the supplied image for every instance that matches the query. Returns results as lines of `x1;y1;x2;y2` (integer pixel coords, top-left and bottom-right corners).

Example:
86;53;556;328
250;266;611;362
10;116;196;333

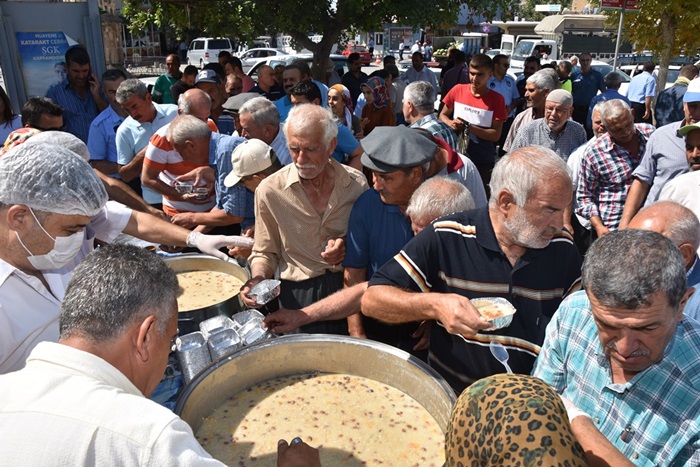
489;340;513;373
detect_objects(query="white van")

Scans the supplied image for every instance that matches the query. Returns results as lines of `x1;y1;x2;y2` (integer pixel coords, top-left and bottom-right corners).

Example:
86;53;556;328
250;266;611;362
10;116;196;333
187;37;232;68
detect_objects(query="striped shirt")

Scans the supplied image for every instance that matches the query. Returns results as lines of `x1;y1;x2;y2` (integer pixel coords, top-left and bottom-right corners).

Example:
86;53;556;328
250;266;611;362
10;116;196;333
577;124;655;230
370;207;582;393
533;290;700;466
46;80;102;143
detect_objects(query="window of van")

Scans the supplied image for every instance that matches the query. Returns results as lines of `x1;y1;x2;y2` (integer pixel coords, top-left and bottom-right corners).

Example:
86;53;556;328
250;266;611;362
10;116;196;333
209;39;231;49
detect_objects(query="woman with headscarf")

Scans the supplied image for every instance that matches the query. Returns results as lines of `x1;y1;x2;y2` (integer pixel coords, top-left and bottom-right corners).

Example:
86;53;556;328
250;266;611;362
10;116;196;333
360;76;395;136
446;373;589;466
328;84;363;140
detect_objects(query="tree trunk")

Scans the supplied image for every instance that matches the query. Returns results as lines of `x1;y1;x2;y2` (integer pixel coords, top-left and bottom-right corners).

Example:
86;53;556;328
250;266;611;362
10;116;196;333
656;11;677;100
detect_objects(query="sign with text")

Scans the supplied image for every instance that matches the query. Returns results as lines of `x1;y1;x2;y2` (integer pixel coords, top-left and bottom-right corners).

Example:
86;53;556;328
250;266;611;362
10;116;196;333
535;4;562;12
15;32;72;97
601;0;639;11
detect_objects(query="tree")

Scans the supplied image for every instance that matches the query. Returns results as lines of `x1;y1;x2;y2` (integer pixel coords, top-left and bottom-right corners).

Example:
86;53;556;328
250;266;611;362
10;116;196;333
605;0;700;95
122;0;518;80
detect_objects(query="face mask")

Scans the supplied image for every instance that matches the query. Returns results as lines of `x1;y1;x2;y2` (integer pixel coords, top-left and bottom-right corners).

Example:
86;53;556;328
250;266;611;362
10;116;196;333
15;207;84;271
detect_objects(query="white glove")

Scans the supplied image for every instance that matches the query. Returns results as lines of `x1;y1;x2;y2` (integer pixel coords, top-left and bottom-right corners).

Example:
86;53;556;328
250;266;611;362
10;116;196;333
560;395;592;423
186;232;254;261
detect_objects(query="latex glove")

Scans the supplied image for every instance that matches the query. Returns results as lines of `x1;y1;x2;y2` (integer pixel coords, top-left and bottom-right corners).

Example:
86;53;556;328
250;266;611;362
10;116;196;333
560;395;592;423
186;232;254;261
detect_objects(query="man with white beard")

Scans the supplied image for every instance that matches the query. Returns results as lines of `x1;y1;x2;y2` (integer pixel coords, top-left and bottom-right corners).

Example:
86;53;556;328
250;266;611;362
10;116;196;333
361;146;582;393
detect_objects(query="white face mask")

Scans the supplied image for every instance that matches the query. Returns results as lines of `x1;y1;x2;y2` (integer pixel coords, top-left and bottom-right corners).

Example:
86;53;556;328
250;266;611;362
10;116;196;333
15;207;84;271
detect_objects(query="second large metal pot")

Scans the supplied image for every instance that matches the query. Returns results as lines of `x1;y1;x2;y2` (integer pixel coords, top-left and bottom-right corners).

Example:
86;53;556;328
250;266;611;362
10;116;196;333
165;254;249;335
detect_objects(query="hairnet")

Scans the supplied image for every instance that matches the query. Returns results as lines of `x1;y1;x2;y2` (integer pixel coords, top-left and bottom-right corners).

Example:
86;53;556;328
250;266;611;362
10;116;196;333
24;131;91;161
0;142;107;216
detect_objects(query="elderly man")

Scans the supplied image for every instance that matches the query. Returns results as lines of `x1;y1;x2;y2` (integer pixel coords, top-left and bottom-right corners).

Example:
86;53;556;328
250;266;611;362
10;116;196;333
619;81;700;227
0;142;245;375
655;65;699;127
116;79;178;206
263;176;474;335
239;97;291;166
502;69;559;153
404;80;457;150
508;89;587;161
0;244;319;466
46;46;107;143
532;229;700;465
249;65;284;101
241;104;367;335
627;201;700;320
361;146;582;392
152;54;182;104
626;61;657;124
578;99;655;236
87;69;129;178
586;71;630;133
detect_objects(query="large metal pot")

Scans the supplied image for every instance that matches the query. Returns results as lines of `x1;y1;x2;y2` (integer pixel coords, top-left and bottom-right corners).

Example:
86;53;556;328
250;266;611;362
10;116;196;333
165;254;249;335
175;335;457;435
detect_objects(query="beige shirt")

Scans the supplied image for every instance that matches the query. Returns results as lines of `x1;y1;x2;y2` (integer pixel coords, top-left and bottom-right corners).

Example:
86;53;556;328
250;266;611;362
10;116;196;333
250;159;368;282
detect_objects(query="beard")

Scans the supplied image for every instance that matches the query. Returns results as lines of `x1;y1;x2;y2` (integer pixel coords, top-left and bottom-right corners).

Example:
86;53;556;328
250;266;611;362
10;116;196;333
503;207;553;250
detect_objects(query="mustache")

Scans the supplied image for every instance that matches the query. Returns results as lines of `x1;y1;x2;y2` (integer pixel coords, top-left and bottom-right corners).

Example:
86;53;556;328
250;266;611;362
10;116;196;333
605;342;650;358
689;158;700;166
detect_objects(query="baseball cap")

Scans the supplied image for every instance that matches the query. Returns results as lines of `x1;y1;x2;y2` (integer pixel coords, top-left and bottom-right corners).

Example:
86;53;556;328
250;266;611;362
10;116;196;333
223;139;277;187
195;69;221;85
683;78;700;103
360;126;436;173
679;123;700;136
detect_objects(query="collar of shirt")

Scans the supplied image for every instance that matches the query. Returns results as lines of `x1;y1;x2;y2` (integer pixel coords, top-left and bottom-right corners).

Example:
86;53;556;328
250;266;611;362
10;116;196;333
283;157;351;191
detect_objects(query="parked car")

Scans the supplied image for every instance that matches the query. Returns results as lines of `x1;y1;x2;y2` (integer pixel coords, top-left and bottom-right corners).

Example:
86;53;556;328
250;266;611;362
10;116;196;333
187;37;233;68
620;64;683;90
340;44;372;65
236;48;286;72
247;54;350;83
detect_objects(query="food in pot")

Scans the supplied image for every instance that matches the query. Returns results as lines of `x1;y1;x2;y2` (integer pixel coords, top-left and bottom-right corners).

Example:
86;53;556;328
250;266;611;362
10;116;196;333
195;373;444;466
176;270;244;312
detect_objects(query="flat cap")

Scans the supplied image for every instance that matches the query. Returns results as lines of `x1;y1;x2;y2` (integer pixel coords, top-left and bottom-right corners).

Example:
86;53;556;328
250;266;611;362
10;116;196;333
360;126;437;173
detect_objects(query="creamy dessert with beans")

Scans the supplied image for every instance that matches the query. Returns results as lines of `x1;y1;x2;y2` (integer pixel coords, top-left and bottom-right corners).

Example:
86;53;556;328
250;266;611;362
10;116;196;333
176;271;244;312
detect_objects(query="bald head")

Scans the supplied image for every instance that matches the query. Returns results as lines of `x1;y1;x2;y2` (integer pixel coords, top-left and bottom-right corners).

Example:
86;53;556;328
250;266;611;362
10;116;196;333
178;88;212;122
628;201;700;268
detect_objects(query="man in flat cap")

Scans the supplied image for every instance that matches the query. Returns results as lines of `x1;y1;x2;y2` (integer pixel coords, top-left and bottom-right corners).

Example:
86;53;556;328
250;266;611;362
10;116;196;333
362;146;582;393
240;104;367;335
342;126;436;356
508;89;587;161
577;98;655;237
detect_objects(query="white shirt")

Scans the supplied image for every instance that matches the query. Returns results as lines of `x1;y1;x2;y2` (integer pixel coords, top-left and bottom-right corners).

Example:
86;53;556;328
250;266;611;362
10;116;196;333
270;124;291;166
436;152;488;209
659;170;700;254
568;137;597;230
400;66;438;97
0;342;224;466
0;201;131;374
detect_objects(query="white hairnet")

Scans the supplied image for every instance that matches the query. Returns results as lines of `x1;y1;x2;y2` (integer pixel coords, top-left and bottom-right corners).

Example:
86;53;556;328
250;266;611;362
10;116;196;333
24;131;91;161
0;142;107;216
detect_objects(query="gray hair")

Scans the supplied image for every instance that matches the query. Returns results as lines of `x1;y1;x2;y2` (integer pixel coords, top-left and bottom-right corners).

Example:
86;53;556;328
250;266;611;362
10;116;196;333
284;103;338;147
599;98;632;123
60;244;180;342
604;71;624;89
582;229;687;310
489;146;570;207
239;96;280;127
115;78;148;104
536;69;562;90
178;88;212;116
406;177;475;222
167;114;212;146
526;69;559;92
404;81;435;114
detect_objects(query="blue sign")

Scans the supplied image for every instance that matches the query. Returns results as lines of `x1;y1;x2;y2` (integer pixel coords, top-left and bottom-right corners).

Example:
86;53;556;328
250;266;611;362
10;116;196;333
15;32;71;97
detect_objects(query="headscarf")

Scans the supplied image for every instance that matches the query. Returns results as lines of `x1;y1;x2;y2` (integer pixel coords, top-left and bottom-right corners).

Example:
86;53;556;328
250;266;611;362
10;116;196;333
329;84;354;128
0;127;40;156
446;374;588;466
362;76;389;109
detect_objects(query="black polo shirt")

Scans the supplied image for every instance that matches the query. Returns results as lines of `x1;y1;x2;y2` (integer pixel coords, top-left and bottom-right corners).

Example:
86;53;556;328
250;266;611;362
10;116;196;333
369;207;582;393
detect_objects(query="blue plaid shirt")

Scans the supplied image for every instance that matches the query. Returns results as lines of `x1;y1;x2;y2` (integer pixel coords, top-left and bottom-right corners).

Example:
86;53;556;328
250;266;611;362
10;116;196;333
533;290;700;466
409;113;458;151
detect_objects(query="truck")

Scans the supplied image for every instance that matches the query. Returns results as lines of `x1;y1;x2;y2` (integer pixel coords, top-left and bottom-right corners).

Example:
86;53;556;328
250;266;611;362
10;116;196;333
509;14;632;72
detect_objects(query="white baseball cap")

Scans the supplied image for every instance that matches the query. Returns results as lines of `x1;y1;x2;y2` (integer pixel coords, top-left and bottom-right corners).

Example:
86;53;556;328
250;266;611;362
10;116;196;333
683;78;700;103
223;139;276;187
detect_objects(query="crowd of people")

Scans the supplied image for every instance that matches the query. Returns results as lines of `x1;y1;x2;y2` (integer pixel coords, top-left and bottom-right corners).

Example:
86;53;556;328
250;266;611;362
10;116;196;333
0;42;699;465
